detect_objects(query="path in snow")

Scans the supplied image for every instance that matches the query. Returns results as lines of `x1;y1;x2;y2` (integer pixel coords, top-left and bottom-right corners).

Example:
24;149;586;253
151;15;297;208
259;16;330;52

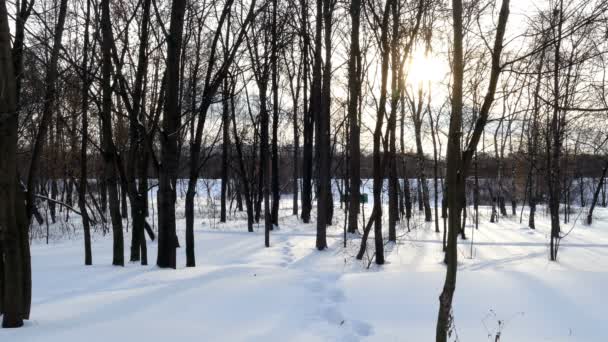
3;202;608;341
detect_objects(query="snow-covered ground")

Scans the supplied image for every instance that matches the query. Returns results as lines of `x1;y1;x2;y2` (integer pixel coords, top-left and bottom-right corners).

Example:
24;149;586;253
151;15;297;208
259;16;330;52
3;181;608;341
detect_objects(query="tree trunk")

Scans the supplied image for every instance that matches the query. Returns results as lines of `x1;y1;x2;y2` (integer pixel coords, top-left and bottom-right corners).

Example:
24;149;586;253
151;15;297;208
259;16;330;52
79;0;93;266
587;160;608;225
271;0;280;226
101;0;124;266
387;0;400;242
158;0;187;269
1;1;31;326
312;0;328;249
221;80;230;223
347;0;361;234
300;0;313;224
436;0;510;339
369;0;394;264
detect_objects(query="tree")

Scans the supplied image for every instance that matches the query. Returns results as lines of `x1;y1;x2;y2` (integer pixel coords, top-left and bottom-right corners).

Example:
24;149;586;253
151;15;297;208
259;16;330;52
157;0;187;269
101;0;125;267
436;0;510;340
0;0;31;327
315;0;335;250
346;0;362;234
300;0;314;224
79;0;93;266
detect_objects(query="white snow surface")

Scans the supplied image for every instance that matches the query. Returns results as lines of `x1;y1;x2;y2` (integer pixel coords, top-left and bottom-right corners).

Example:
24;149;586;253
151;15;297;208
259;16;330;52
3;180;608;341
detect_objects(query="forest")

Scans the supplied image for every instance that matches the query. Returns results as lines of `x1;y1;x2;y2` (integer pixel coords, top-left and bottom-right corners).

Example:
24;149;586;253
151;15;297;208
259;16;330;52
1;0;608;340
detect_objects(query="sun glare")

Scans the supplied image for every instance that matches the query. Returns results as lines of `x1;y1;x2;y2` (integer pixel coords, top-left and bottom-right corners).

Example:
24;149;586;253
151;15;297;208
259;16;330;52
406;49;447;90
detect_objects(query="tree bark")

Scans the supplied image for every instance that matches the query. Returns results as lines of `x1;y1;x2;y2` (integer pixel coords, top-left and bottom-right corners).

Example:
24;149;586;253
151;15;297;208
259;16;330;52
1;0;31;326
158;0;187;269
347;0;362;234
300;0;313;224
101;0;125;266
271;0;280;226
587;160;608;225
79;0;93;266
436;0;510;340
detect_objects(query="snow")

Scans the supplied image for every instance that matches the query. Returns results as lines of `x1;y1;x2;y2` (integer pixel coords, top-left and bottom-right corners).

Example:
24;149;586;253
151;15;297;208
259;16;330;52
3;181;608;341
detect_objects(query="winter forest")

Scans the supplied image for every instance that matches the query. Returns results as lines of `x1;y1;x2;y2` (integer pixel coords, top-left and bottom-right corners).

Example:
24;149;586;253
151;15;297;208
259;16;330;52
1;0;608;340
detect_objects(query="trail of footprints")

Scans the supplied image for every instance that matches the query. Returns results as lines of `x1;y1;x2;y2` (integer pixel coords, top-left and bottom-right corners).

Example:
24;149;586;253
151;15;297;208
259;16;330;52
277;238;373;340
305;276;374;341
279;240;296;267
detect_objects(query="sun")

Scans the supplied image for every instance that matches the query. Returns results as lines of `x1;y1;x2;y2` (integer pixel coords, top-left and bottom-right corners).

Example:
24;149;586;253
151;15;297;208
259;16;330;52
406;49;447;90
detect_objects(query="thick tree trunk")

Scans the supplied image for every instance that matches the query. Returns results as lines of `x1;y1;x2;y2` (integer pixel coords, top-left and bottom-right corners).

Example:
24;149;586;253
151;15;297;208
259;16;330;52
1;1;31;326
300;0;313;224
126;0;152;265
101;0;124;267
158;0;187;269
309;0;324;247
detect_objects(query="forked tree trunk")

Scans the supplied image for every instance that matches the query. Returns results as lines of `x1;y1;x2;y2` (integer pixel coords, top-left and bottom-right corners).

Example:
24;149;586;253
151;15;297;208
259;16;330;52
437;0;509;340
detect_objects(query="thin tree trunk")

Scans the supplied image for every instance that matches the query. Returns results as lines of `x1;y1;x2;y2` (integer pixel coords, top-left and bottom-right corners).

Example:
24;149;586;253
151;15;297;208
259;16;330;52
587;160;608;224
387;0;400;242
221;80;230;223
271;0;280;226
79;0;93;266
347;0;361;234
